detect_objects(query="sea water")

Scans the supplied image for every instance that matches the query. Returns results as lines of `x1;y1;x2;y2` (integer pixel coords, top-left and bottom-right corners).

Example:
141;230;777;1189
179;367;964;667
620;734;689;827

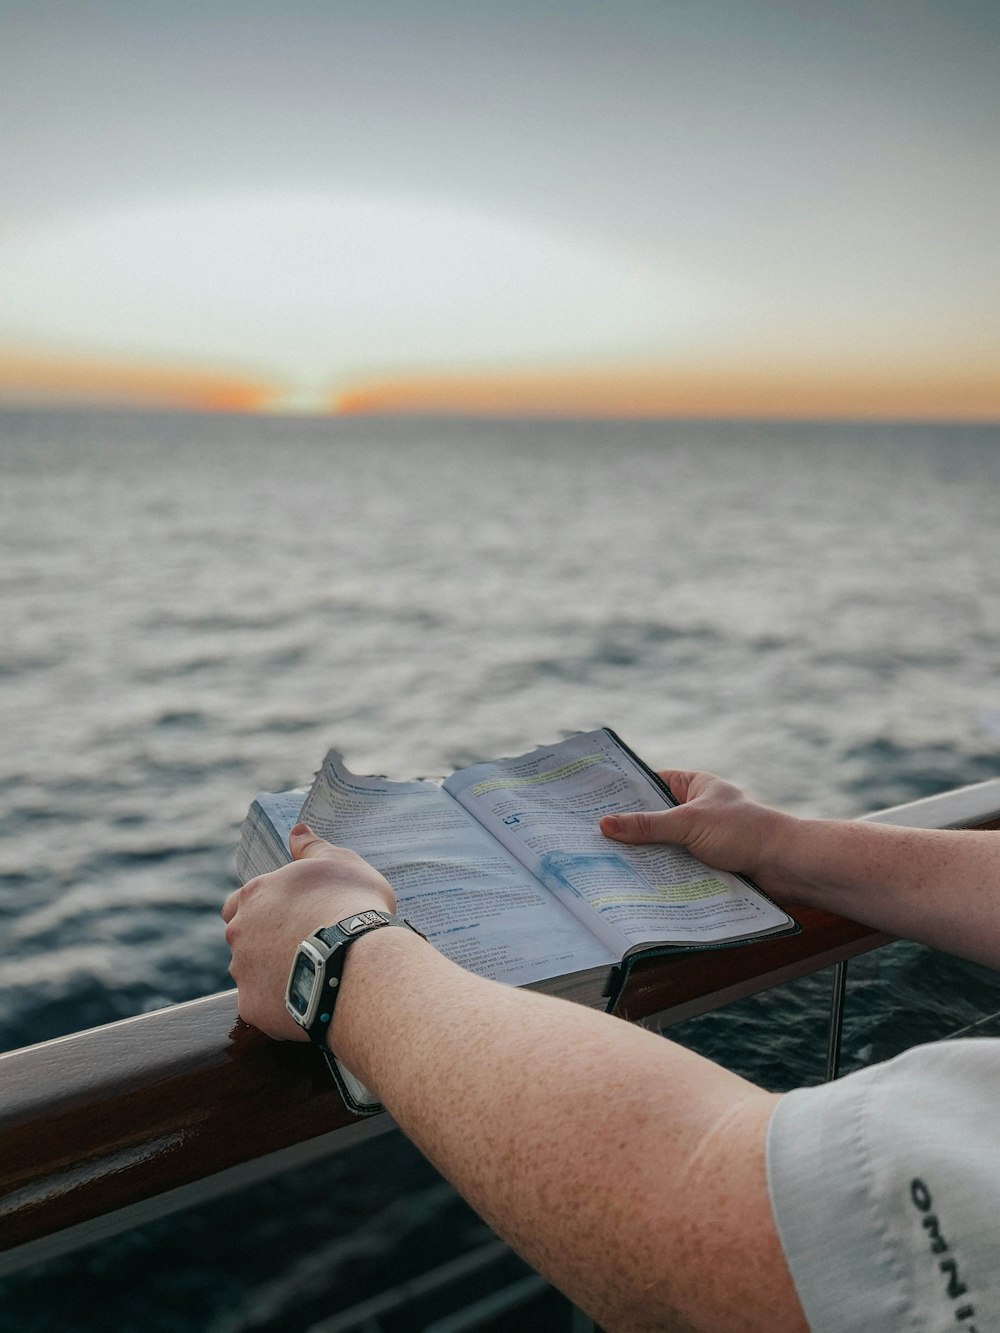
1;411;999;1328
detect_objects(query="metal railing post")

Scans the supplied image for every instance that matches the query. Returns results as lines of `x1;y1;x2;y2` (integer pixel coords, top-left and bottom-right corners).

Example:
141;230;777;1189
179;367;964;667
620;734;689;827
824;960;848;1081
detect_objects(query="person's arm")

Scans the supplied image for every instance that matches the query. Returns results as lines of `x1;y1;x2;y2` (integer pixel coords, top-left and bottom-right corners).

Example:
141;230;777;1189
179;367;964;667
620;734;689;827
223;825;806;1333
601;770;1000;969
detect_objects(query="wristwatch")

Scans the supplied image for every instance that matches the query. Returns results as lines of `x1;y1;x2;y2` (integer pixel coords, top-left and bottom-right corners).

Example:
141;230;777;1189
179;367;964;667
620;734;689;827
285;909;425;1115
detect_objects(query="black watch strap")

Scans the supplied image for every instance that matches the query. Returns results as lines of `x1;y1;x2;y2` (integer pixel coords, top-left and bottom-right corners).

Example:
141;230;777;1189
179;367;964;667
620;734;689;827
300;910;425;1116
303;910;423;1042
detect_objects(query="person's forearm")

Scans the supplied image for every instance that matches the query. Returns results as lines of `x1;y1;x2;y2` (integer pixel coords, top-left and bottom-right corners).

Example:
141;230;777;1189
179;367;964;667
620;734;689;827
330;927;803;1332
762;815;1000;967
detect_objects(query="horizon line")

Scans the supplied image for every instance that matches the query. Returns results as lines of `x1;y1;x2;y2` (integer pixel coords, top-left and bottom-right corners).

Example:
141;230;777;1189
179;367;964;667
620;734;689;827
1;401;998;429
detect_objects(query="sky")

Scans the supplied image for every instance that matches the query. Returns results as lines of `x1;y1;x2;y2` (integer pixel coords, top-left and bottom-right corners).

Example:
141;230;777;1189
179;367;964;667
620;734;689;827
1;0;998;418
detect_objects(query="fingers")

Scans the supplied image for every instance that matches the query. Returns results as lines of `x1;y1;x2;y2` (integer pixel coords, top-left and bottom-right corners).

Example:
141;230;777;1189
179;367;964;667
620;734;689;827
221;872;267;923
221;885;242;923
220;824;333;923
601;806;690;845
657;769;697;802
599;769;711;845
289;822;340;860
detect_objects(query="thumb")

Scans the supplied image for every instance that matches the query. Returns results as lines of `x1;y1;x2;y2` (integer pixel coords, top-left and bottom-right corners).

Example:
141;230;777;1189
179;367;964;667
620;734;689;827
289;822;338;860
600;806;690;846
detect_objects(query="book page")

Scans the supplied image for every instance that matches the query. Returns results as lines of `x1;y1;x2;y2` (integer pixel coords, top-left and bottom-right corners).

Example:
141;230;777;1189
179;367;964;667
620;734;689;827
254;789;309;856
237;788;308;881
299;753;613;987
444;729;791;951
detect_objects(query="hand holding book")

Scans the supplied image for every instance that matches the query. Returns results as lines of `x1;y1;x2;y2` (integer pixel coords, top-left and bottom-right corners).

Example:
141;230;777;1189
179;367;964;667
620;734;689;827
223;824;398;1044
600;767;793;887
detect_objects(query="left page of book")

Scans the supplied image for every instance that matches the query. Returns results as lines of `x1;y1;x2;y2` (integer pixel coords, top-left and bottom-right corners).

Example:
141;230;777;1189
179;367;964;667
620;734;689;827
298;752;614;989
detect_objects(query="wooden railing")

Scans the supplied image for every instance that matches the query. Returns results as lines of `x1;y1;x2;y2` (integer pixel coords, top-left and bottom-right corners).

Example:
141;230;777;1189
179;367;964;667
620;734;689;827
2;779;999;1275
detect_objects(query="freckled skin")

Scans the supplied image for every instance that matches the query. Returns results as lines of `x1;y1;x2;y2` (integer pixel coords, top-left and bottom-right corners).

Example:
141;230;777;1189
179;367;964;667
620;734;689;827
332;930;798;1331
223;786;1000;1331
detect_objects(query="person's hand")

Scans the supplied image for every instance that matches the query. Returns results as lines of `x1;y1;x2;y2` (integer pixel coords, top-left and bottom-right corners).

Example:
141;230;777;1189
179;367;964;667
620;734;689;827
221;823;396;1041
600;769;793;887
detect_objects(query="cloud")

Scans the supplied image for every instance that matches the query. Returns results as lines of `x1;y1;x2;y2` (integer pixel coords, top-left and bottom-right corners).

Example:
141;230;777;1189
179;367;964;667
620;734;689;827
0;192;723;397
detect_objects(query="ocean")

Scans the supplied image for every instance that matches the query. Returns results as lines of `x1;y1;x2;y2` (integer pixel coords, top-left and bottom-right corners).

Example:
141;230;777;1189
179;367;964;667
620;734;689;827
1;410;999;1329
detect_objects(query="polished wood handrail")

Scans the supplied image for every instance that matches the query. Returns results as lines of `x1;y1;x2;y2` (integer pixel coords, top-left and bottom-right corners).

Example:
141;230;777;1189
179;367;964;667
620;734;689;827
2;779;999;1272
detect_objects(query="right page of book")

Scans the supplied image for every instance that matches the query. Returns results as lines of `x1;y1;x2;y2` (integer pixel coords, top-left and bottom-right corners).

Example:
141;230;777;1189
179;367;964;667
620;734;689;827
443;728;793;954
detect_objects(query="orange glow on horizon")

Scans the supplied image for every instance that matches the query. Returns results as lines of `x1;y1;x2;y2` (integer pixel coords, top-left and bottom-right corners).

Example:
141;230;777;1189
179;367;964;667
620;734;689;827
4;349;997;423
0;349;278;414
336;362;1000;423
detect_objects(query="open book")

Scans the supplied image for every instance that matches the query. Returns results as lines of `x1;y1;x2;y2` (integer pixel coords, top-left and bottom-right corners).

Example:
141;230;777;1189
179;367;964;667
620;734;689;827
238;728;797;1023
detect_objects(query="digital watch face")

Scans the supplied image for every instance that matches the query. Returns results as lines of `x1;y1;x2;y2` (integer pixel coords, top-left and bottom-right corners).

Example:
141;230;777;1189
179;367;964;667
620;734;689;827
288;951;318;1018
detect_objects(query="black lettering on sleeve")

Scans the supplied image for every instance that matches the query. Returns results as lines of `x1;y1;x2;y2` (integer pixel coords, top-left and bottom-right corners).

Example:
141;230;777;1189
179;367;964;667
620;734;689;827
939;1258;968;1301
922;1215;949;1254
910;1179;933;1212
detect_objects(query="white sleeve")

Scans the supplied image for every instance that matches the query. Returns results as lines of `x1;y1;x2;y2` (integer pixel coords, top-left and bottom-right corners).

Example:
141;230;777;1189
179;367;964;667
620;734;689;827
766;1038;1000;1332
